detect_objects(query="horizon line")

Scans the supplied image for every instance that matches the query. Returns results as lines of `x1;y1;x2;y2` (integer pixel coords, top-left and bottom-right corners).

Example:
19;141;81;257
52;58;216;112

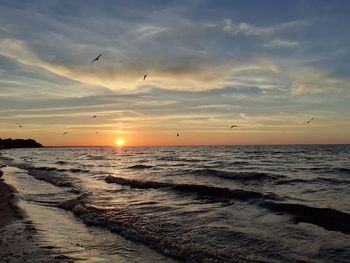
43;143;350;148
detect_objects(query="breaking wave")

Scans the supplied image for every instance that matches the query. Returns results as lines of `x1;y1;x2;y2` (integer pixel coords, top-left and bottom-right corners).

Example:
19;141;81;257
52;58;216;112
127;164;154;169
105;175;277;201
187;168;281;181
0;161;77;189
58;196;282;262
55;161;68;165
261;201;350;234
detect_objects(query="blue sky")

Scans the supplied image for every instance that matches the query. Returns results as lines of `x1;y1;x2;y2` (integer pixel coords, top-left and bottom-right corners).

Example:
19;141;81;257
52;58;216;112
0;0;349;145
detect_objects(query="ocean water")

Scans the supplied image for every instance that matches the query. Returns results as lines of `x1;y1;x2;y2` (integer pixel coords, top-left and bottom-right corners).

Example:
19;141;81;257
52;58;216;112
1;145;350;262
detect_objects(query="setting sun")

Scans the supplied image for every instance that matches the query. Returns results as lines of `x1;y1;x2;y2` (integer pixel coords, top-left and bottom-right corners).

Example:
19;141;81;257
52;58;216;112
116;138;124;147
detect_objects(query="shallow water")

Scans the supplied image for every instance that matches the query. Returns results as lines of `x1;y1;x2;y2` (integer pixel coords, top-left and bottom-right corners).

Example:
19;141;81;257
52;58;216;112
1;145;350;262
2;166;174;263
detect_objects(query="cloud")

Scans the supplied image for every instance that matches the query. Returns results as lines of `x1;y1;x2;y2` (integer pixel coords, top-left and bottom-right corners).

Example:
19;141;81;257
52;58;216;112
1;1;349;144
291;69;348;95
133;25;168;39
223;19;308;37
263;39;299;48
0;37;285;92
1;37;347;100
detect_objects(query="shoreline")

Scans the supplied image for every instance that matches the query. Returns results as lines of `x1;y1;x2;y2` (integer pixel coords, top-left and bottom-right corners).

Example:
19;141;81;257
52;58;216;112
0;164;68;263
0;169;20;226
0;156;175;263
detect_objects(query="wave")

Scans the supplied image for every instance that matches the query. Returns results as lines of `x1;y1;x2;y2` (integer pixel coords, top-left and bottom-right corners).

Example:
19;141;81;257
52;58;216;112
307;167;350;175
57;197;264;262
85;155;107;160
157;156;201;163
276;177;350;186
308;167;327;171
32;166;90;174
335;167;350;174
127;164;154;170
105;176;277;201
229;161;250;165
204;160;250;167
260;201;350;234
0;156;13;162
274;178;309;185
317;177;350;184
288;178;311;184
0;161;77;189
34;166;59;172
187;168;281;181
105;175;350;234
24;167;74;188
55;161;68;165
69;168;90;173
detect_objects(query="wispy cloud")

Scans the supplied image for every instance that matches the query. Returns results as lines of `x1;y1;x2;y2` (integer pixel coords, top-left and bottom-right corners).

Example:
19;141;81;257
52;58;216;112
263;39;300;48
0;1;349;144
291;70;348;95
223;19;308;37
133;25;168;39
0;38;286;92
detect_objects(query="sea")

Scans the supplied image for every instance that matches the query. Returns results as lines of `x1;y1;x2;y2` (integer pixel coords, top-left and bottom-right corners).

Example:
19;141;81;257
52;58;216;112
1;145;350;262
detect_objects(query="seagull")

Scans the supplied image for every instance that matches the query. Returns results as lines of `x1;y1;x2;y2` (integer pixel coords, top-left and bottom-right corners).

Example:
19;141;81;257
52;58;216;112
90;53;103;64
16;123;22;128
62;132;68;135
143;74;149;80
304;117;314;124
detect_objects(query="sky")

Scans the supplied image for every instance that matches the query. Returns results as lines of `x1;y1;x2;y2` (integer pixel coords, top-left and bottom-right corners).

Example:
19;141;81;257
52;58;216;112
0;0;349;146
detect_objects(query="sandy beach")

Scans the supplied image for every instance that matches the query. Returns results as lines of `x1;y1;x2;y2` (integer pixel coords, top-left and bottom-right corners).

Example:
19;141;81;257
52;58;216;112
0;163;71;263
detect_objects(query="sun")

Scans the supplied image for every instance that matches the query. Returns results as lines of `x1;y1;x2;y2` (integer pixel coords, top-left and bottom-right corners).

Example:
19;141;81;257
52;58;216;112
116;138;124;147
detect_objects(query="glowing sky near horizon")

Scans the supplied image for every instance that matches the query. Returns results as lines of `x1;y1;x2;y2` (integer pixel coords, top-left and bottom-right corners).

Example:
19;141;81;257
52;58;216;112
0;0;350;146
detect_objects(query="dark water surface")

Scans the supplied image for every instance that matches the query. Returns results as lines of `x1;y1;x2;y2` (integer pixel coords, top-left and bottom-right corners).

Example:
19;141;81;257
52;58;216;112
1;145;350;262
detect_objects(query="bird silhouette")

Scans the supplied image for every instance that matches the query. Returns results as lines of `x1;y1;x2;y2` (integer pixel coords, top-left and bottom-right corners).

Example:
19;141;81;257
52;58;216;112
90;115;97;118
230;125;238;129
91;53;103;64
304;117;314;124
16;123;22;128
62;132;68;135
143;74;149;80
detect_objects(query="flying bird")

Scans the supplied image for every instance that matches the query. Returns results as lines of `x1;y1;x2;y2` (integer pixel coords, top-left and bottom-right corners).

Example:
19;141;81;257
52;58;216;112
62;132;68;135
90;115;97;118
91;53;103;64
304;117;314;124
16;123;22;128
230;125;238;129
143;74;149;80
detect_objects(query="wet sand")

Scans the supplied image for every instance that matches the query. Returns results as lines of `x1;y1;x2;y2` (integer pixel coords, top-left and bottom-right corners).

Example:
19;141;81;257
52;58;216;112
0;168;17;226
0;164;69;263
